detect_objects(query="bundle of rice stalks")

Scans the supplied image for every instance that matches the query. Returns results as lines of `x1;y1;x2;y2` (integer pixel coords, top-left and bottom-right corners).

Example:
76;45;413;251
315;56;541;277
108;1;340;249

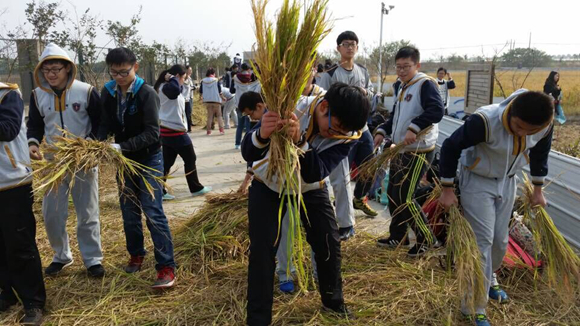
191;97;207;126
31;132;164;199
519;174;580;300
251;0;331;290
174;191;249;275
446;205;487;314
358;126;434;183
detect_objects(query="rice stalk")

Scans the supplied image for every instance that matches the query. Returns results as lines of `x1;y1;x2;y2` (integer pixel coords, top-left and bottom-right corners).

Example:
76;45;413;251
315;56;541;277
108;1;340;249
251;0;331;291
446;205;487;314
519;174;580;301
31;131;165;199
358;125;434;183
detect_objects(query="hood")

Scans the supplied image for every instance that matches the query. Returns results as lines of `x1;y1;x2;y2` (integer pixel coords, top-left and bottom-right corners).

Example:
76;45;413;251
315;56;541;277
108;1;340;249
104;75;145;97
202;77;218;83
34;43;76;93
235;72;253;83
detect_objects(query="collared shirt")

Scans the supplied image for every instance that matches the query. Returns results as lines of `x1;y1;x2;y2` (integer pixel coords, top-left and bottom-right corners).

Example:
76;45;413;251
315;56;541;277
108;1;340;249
116;78;137;126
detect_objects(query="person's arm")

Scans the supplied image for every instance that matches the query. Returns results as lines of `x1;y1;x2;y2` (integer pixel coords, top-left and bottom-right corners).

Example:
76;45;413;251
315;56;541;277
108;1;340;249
0;90;24;142
86;87;102;139
408;81;445;134
162;77;181;100
318;72;331;90
299;142;354;183
26;91;45;145
529;124;553;186
118;88;161;152
240;121;270;163
438;114;487;186
217;81;222;94
447;79;456;90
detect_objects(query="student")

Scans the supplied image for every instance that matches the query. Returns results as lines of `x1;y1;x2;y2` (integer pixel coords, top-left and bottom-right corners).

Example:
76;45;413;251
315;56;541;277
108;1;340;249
154;64;212;201
0;83;46;325
242;82;369;325
314;63;324;85
318;31;378;241
373;46;444;257
436;67;456;115
221;87;237;129
543;71;561;107
233;63;261;149
438;90;553;326
199;68;224;135
233;53;242;66
27;43;105;278
183;65;194;132
97;47;176;289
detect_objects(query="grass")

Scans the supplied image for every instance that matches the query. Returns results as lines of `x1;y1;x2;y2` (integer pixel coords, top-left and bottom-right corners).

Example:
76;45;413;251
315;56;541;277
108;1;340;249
382;70;580;115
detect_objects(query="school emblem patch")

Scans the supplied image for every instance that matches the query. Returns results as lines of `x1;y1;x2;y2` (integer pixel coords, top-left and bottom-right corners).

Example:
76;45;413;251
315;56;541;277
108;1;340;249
72;102;81;112
405;94;413;102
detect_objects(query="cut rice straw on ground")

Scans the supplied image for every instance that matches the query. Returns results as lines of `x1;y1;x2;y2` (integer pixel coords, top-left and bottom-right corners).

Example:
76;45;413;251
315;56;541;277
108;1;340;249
519;174;580;301
446;205;487;314
357;125;434;183
31;132;166;199
251;0;331;291
174;191;249;276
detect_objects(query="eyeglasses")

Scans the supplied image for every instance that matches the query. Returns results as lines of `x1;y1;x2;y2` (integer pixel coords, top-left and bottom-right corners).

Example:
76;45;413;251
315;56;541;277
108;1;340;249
339;42;357;49
109;66;134;78
328;108;348;136
41;67;65;75
394;65;414;71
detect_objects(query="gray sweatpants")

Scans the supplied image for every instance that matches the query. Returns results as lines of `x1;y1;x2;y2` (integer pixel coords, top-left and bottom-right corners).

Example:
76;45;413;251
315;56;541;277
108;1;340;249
459;169;516;315
43;168;103;268
275;211;296;282
329;157;355;228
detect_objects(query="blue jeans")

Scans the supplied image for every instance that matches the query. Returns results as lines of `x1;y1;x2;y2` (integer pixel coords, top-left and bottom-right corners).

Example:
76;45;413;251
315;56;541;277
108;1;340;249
119;150;175;270
235;114;251;146
348;129;375;198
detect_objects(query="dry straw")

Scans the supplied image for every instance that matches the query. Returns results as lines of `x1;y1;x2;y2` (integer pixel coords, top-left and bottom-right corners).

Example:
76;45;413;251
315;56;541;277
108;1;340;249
31;132;165;199
446;205;487;314
519;174;580;301
251;0;331;291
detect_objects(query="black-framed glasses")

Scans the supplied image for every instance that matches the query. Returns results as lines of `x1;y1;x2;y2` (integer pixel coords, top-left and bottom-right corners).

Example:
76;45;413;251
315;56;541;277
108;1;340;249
339;42;357;49
109;66;134;78
328;108;348;136
41;67;65;75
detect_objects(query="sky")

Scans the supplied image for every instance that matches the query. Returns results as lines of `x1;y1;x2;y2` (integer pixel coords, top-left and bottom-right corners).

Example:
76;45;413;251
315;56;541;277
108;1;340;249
2;0;580;60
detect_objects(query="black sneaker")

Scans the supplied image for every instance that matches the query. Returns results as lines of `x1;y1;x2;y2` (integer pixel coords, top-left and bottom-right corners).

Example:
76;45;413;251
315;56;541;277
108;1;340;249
338;226;355;241
322;304;355;320
376;237;408;248
0;297;17;312
45;260;73;276
87;264;105;278
407;244;429;257
21;308;43;325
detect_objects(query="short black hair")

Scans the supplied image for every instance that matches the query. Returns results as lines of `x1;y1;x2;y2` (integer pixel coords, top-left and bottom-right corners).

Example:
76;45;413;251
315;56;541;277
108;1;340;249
437;67;447;74
106;47;137;66
238;91;263;112
395;46;420;64
317;63;324;73
510;91;554;126
336;31;359;45
206;67;215;77
231;64;239;70
42;59;70;67
241;63;250;71
324;82;369;132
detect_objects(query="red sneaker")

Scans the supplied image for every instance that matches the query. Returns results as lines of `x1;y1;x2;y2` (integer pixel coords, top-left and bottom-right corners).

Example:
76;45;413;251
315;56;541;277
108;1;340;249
124;255;144;273
151;266;175;289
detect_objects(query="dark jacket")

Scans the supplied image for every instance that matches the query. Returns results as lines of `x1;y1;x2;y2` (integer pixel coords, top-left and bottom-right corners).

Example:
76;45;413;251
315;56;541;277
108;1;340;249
97;76;161;161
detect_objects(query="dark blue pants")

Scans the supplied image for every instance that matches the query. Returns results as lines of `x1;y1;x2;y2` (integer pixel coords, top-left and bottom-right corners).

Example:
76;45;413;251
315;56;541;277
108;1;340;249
349;129;375;199
119;150;175;270
236;113;251;146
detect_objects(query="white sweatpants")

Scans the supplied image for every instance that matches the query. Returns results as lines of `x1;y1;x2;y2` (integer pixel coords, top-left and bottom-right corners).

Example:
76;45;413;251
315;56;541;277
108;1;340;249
459;169;516;315
223;100;238;128
43;167;103;267
328;156;355;228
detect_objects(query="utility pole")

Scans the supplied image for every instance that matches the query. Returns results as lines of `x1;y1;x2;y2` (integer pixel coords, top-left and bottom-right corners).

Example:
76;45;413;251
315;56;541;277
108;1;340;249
378;3;394;94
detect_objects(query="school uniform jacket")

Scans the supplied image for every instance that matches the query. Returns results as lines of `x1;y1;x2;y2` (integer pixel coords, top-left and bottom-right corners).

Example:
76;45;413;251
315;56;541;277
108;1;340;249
27;43;101;146
241;94;362;194
199;77;222;103
158;77;187;132
233;75;261;108
374;72;445;153
439;89;553;187
436;78;456;108
0;84;32;191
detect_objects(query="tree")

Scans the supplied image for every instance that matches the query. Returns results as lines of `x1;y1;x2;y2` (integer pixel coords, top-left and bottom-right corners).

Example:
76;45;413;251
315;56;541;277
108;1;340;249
105;6;142;49
25;0;66;46
366;39;414;84
501;47;551;67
